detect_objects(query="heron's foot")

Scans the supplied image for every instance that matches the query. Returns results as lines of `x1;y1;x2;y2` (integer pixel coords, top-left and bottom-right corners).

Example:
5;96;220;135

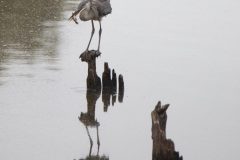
95;50;101;57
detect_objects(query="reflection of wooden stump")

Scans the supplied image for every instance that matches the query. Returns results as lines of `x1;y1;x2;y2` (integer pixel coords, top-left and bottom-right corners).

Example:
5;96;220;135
112;94;116;106
80;50;101;90
151;101;183;160
102;90;111;112
79;89;101;127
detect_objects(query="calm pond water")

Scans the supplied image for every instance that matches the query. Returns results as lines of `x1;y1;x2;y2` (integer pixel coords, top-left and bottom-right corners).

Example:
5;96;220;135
1;0;240;159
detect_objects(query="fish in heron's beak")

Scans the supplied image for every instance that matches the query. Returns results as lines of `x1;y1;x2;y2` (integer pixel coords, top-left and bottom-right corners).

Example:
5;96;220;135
69;12;79;24
73;16;78;24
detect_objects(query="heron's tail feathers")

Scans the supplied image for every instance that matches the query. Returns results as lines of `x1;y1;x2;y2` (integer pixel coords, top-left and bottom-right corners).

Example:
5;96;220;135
69;10;81;24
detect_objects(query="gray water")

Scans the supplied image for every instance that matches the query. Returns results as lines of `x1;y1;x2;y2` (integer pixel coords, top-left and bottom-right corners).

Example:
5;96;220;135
1;0;240;159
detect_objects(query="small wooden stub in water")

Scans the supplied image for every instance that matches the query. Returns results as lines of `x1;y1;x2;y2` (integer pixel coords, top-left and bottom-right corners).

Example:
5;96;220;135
118;74;124;103
80;50;101;90
112;69;117;92
101;62;125;110
151;101;183;160
102;62;113;91
79;51;125;109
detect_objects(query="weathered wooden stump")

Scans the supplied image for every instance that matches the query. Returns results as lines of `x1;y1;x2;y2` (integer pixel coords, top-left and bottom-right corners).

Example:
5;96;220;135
102;90;111;112
101;63;111;111
101;62;122;110
80;50;101;90
112;69;117;93
102;62;113;91
79;59;124;109
118;74;124;103
151;101;183;160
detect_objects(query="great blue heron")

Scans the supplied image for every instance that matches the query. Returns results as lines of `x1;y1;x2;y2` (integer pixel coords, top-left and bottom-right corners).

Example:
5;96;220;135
69;0;112;56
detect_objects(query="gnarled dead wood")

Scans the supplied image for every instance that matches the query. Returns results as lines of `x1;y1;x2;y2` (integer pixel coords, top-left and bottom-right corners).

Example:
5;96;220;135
151;101;183;160
80;50;101;90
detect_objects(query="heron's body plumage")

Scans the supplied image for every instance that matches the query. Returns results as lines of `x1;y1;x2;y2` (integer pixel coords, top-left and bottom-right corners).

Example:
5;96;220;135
77;0;111;21
69;0;112;55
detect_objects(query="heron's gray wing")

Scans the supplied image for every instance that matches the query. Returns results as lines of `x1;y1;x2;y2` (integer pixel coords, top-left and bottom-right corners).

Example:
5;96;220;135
93;0;112;16
69;0;88;21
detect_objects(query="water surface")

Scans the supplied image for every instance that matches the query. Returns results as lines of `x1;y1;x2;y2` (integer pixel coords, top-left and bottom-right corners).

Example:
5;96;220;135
0;0;240;160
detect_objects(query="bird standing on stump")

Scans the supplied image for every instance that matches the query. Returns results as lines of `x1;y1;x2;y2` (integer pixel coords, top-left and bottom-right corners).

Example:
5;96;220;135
69;0;112;57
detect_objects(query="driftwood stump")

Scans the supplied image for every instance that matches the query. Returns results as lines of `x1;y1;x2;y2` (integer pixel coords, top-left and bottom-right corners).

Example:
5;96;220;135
112;69;117;93
151;101;183;160
102;62;113;91
80;50;101;90
101;62;125;110
118;74;124;103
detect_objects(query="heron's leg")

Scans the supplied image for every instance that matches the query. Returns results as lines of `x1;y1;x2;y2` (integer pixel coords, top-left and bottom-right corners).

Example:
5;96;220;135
86;20;95;51
85;125;93;156
96;125;100;156
97;21;102;55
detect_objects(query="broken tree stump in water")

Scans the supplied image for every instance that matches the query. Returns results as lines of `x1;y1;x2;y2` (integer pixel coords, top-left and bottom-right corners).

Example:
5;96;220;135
118;74;124;103
101;62;112;111
101;62;120;110
80;50;101;90
112;69;117;93
151;101;183;160
102;91;111;112
102;62;113;91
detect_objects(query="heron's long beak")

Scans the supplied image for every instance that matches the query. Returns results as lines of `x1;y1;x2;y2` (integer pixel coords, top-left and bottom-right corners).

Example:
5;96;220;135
69;10;80;24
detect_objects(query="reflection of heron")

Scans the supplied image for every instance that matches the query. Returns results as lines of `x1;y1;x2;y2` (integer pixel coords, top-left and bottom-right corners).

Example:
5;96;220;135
79;113;100;156
69;0;112;55
79;90;101;156
78;88;123;159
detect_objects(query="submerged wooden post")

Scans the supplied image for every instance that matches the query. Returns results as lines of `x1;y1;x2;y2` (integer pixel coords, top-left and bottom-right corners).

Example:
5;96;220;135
102;62;113;90
101;62;111;111
112;69;117;93
102;91;111;112
112;94;116;106
151;101;182;160
101;62;125;108
118;74;124;103
80;50;101;90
